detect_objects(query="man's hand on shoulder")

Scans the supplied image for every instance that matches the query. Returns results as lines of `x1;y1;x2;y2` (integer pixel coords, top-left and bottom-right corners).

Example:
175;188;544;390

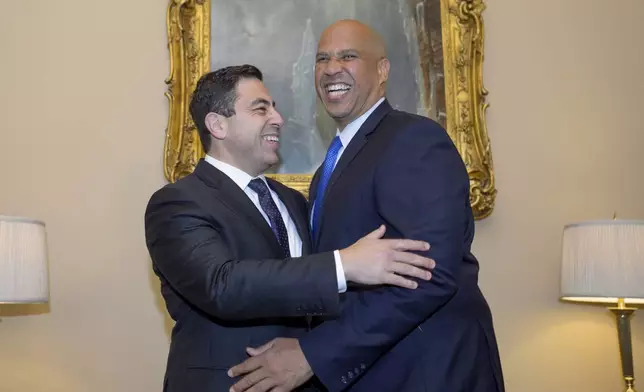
339;225;435;289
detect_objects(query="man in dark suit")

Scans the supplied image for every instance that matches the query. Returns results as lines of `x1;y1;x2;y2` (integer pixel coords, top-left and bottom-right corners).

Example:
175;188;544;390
144;64;438;392
229;20;505;392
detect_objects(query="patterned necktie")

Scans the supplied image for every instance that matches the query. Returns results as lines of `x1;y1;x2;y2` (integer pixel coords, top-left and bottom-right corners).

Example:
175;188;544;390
311;136;343;239
248;178;291;257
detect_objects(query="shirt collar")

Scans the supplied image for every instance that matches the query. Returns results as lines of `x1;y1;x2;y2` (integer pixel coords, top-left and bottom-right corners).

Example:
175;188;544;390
337;97;385;148
203;154;267;190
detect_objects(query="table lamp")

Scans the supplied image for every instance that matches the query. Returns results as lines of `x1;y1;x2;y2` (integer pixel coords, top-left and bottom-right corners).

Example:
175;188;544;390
0;215;50;304
560;219;644;392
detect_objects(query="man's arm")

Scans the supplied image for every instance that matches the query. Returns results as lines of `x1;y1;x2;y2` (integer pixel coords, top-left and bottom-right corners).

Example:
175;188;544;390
299;121;469;391
144;186;339;321
145;186;436;322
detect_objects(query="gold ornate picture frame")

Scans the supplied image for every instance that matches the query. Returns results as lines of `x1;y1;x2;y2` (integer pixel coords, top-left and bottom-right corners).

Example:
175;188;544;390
164;0;496;219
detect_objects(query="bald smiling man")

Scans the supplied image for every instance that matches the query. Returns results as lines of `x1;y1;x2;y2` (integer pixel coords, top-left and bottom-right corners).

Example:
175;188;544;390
229;19;506;392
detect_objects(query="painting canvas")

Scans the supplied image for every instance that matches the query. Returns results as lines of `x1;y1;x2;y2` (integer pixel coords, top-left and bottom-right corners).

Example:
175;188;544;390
210;0;445;174
164;0;496;219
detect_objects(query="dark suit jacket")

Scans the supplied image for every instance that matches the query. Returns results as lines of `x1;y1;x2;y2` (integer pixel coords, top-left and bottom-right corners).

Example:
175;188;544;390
300;100;505;392
144;160;339;392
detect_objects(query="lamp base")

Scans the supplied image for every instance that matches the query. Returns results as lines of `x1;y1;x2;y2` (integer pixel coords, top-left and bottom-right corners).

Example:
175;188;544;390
608;299;637;392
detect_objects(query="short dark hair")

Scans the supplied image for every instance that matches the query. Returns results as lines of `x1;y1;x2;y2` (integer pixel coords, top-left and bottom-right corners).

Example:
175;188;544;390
189;64;263;152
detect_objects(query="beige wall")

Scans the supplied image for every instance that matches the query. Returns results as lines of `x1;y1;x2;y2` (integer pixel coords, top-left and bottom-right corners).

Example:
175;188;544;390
0;0;642;391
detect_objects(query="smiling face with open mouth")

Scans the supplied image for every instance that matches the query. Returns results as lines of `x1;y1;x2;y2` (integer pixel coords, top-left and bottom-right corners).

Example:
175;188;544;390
212;78;285;177
315;20;390;131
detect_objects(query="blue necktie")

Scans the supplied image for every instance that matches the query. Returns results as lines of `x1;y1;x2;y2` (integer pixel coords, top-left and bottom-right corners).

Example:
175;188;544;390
311;136;343;239
248;179;291;257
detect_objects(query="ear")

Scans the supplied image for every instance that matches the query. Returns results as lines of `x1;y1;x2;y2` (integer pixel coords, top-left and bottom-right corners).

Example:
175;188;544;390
205;112;227;140
377;57;390;86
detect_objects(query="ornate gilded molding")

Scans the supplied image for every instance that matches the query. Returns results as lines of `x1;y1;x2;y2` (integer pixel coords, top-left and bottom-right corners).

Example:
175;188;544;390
164;0;496;219
441;0;496;219
164;0;210;182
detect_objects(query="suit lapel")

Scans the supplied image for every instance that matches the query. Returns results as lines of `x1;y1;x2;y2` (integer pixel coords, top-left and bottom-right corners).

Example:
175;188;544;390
194;161;285;257
267;178;311;255
324;100;393;199
308;168;322;217
312;100;393;248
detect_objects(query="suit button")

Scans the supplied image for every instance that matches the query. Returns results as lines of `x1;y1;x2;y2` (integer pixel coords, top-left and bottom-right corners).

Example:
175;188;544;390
348;371;354;379
360;363;366;370
341;376;347;384
354;367;360;375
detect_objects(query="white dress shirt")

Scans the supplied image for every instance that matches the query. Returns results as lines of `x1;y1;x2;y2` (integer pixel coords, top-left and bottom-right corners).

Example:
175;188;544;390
335;97;385;164
204;155;347;292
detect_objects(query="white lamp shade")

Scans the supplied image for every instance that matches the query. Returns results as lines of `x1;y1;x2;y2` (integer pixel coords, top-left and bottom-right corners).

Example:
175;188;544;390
560;219;644;305
0;215;50;303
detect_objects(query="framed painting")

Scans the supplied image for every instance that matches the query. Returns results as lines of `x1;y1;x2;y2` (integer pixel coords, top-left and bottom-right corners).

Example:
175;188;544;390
164;0;496;219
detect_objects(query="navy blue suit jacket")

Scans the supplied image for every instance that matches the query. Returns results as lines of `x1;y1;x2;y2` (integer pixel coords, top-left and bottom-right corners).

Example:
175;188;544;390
300;100;505;392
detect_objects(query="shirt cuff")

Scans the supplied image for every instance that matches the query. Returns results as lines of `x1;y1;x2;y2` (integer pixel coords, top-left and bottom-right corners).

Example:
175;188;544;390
333;250;347;293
